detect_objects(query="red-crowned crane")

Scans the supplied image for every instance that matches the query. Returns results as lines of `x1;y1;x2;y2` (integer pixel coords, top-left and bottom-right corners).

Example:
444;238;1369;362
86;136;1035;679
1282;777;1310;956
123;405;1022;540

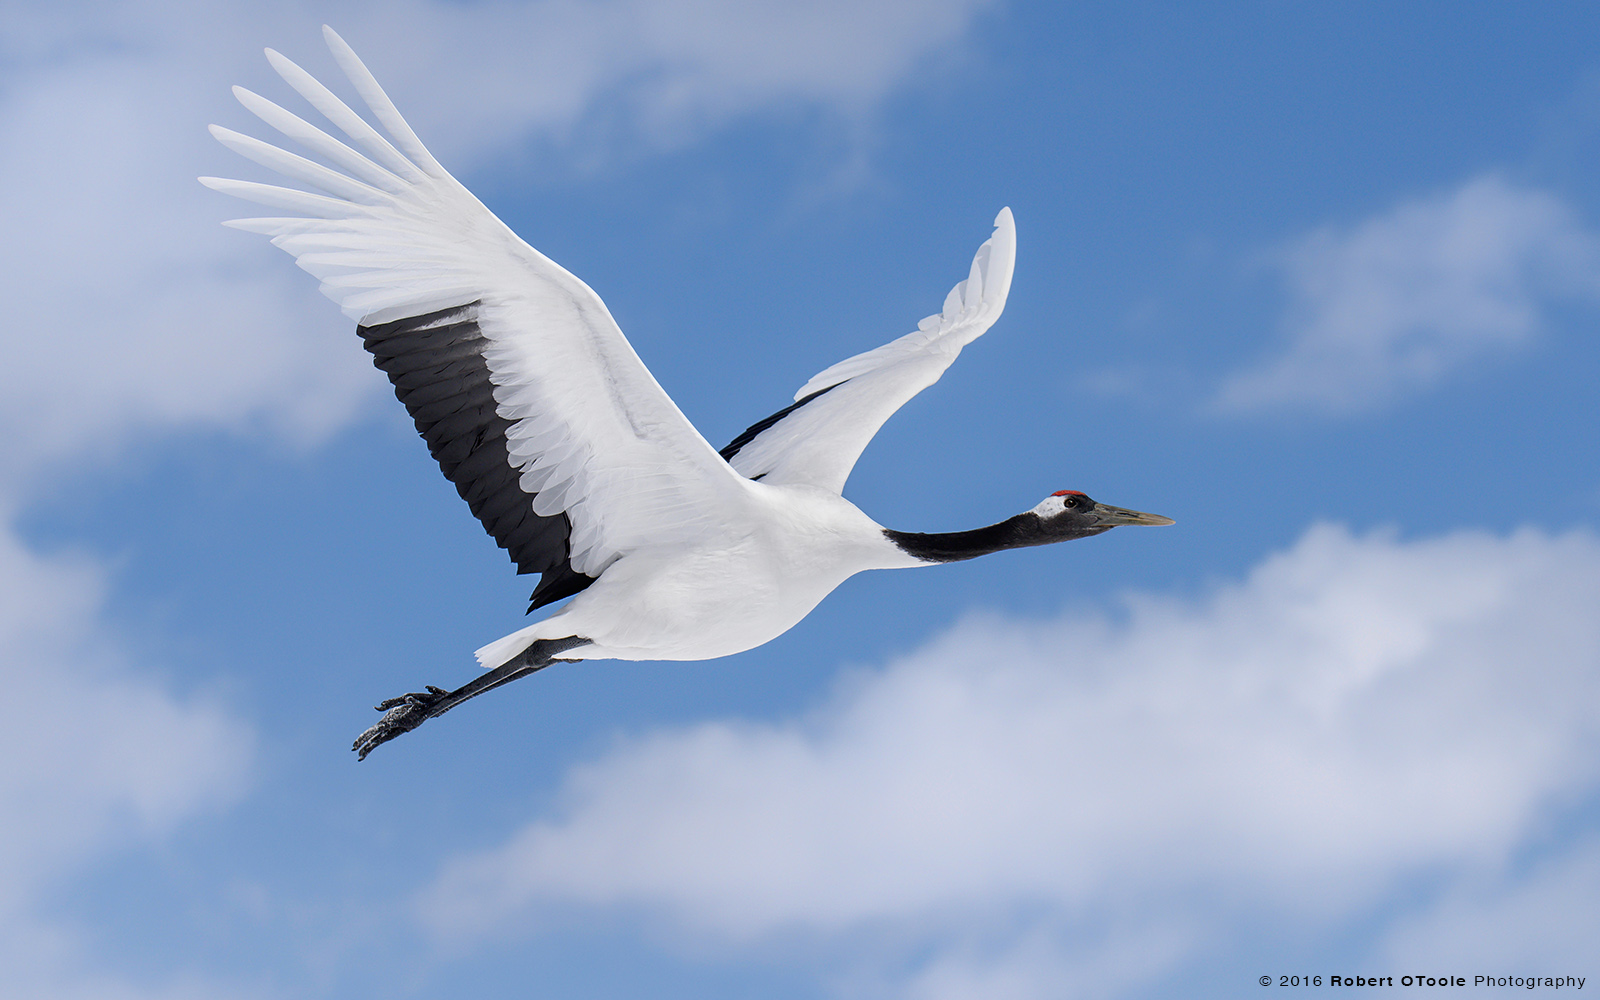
202;27;1174;759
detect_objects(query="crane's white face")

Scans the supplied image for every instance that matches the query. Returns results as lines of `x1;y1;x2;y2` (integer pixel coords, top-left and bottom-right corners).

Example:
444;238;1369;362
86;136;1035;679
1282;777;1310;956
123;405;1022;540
1030;490;1090;518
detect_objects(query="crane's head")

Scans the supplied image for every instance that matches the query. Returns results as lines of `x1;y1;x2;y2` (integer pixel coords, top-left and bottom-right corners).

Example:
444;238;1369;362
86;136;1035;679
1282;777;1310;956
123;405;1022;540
1030;489;1174;540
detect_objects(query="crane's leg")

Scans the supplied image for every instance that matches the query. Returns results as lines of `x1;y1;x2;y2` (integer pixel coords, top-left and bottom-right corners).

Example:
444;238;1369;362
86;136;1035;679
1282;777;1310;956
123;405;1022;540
353;635;591;760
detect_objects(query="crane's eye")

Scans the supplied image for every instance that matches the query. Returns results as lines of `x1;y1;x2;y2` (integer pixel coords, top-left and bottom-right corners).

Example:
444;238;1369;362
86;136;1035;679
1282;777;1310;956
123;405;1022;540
1062;495;1080;509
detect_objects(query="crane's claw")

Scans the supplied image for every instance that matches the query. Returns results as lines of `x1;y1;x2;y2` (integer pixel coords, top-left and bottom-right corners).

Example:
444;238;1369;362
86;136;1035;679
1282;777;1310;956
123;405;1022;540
353;686;449;760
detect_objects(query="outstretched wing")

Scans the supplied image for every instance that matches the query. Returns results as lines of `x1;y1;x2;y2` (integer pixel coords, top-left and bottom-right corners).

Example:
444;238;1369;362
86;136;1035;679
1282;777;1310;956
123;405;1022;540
203;26;748;610
721;209;1016;494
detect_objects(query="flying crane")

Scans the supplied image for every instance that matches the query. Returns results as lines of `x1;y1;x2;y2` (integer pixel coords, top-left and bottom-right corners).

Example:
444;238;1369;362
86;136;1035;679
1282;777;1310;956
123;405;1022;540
202;27;1174;759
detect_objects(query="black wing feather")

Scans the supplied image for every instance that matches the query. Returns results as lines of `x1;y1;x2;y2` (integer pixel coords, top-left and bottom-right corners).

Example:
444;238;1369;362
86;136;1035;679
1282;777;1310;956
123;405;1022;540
359;302;596;612
719;381;843;465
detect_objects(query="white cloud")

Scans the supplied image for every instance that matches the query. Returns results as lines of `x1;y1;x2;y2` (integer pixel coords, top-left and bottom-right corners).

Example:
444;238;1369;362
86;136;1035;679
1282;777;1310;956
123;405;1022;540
1218;175;1600;413
418;523;1600;997
0;15;369;479
1381;838;1600;974
309;0;1002;163
0;518;253;998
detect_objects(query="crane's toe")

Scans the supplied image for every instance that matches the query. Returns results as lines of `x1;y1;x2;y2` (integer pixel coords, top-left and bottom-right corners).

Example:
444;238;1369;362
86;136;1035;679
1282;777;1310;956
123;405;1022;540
353;685;448;760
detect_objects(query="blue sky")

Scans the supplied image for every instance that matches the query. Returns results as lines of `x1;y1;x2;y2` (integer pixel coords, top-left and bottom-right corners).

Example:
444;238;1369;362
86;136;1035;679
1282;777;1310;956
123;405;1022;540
2;2;1599;997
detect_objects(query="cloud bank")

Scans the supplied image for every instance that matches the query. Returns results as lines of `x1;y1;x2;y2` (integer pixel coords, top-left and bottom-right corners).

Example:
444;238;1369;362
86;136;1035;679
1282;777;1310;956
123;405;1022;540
420;523;1600;997
1219;175;1600;414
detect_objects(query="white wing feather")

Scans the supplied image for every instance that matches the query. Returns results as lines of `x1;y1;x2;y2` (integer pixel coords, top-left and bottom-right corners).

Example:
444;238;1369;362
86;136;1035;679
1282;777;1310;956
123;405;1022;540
726;208;1016;493
203;26;748;577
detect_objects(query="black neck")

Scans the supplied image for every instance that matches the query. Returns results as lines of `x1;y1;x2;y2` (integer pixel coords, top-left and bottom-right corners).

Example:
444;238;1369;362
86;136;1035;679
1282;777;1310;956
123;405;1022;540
884;513;1109;564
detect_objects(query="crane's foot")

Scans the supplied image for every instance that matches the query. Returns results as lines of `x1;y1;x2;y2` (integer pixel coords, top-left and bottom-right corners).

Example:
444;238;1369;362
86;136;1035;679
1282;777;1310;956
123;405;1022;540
353;685;450;760
352;637;591;761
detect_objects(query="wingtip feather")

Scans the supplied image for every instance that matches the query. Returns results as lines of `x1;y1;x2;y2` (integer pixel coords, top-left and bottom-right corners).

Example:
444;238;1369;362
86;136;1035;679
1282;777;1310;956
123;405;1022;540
791;209;1019;399
321;24;447;179
983;206;1016;309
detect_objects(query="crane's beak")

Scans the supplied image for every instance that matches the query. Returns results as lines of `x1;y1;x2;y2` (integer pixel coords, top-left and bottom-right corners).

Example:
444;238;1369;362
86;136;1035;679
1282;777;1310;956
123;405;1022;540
1091;503;1175;527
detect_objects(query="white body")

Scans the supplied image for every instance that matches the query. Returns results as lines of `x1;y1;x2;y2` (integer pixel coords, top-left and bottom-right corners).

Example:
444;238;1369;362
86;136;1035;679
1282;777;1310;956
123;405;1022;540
203;28;1017;672
481;483;922;664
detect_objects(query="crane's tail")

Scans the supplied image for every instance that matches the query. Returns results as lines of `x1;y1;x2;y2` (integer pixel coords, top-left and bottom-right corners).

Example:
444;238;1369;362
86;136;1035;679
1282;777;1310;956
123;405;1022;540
475;622;556;669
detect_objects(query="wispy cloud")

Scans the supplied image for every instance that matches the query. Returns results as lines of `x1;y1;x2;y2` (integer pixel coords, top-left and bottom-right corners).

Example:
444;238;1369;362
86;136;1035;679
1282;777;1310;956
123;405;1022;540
1381;837;1600;973
0;522;251;999
418;523;1600;997
315;0;1005;164
1218;175;1600;414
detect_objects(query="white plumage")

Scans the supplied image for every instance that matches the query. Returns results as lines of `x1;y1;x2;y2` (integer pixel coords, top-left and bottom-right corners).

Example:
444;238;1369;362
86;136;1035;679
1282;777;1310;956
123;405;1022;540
203;27;1166;758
